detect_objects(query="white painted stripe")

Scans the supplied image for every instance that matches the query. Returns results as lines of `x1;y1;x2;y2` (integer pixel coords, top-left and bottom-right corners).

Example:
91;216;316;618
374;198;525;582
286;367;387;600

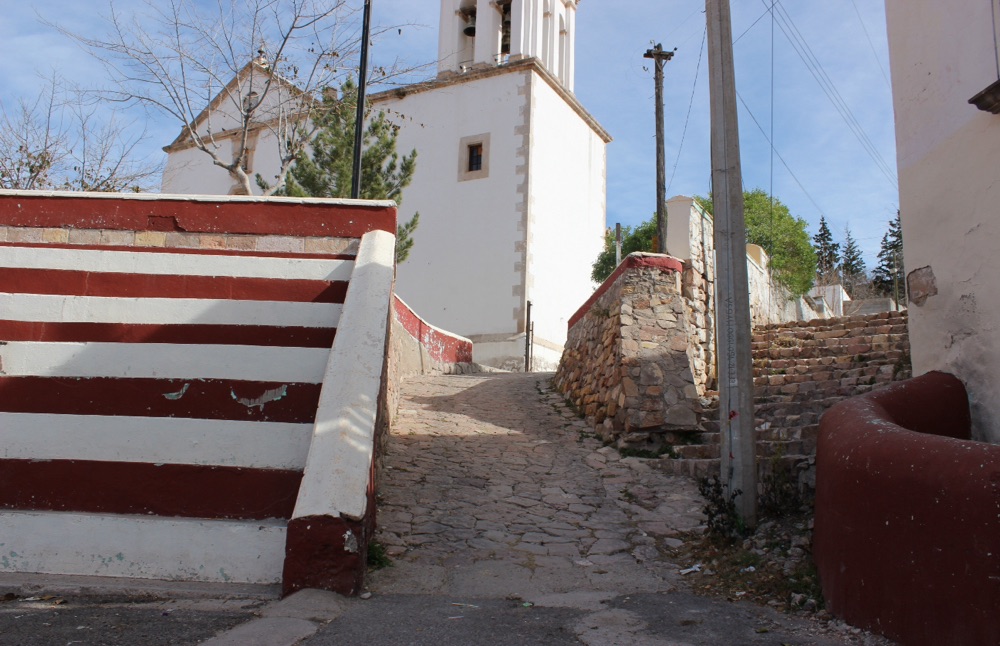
294;229;395;522
0;414;311;470
0;511;285;584
0;342;328;382
0;245;353;281
0;293;340;328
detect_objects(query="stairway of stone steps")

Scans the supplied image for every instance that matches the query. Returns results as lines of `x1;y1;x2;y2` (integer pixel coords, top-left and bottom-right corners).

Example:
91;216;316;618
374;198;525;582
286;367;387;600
658;310;910;485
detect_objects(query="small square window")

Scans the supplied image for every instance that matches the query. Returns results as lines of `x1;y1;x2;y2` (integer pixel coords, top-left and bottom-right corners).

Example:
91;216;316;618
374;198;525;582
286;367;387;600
468;143;483;172
458;133;490;181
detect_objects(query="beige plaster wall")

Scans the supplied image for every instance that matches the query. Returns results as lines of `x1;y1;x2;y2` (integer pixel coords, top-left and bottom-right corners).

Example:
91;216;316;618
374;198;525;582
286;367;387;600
886;0;1000;441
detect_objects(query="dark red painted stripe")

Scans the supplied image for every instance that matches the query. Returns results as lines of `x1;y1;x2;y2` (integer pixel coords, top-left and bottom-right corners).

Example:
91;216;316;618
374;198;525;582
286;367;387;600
0;320;336;347
393;295;473;364
0;459;302;521
0;377;321;423
0;241;356;261
1;268;348;303
0;194;396;237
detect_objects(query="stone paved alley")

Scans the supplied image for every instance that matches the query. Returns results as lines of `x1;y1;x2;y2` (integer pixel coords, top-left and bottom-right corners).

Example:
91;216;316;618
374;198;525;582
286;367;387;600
318;372;887;646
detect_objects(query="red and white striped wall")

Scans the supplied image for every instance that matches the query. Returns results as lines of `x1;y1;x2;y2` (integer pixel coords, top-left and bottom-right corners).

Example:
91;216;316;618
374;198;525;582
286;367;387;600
0;191;397;592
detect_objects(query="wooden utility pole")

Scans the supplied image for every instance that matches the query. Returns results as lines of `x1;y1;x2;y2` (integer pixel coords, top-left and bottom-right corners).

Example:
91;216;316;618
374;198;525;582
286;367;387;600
706;0;757;528
644;44;675;254
350;0;373;199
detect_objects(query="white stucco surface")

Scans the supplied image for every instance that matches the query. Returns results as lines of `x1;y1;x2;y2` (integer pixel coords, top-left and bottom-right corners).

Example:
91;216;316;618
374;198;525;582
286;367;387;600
381;71;527;339
0;413;311;470
293;230;394;522
0;341;328;382
886;0;1000;440
1;294;340;328
0;511;286;584
526;74;607;357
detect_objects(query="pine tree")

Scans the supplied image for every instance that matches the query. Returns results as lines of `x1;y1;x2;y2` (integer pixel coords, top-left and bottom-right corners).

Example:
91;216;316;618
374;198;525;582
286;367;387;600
872;212;904;302
839;226;867;297
812;215;841;285
263;79;420;262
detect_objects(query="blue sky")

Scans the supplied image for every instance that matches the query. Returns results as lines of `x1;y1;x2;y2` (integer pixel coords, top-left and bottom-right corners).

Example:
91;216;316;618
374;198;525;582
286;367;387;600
1;1;898;267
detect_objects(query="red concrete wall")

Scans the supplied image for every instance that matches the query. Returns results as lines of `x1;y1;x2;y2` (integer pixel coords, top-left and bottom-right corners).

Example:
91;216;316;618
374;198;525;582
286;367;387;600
814;371;1000;646
393;295;473;364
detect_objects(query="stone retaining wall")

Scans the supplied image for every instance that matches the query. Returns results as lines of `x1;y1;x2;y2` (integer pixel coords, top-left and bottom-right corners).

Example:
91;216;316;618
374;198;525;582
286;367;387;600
554;253;702;451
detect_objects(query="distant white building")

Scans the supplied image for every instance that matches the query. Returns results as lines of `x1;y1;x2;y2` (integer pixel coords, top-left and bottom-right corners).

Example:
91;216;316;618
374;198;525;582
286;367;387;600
162;0;610;371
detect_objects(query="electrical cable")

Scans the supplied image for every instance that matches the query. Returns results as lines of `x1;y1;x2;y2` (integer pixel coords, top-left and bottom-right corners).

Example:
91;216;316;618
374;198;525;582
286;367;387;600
666;26;707;196
848;0;892;89
736;90;827;218
763;0;897;187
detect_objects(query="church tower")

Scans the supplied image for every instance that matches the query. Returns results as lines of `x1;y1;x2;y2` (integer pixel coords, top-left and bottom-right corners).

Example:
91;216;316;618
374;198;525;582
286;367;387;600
372;0;610;370
437;0;577;91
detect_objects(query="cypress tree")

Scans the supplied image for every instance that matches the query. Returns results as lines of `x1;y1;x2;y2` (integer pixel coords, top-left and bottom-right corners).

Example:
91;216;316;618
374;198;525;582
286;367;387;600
812;215;840;284
872;212;904;301
839;226;867;296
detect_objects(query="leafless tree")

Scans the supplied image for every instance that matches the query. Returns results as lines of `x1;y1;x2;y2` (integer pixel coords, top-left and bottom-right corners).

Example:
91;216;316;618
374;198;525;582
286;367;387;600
0;76;160;192
59;0;411;195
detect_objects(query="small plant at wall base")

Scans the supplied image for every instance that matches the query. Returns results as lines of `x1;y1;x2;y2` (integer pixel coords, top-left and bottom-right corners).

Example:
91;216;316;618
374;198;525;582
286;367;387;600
367;540;392;571
758;451;804;519
698;475;747;542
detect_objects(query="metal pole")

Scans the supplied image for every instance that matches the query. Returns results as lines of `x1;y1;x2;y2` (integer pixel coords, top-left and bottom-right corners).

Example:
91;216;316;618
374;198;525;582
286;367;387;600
707;0;757;528
350;0;373;199
524;300;532;372
615;223;622;266
645;44;675;254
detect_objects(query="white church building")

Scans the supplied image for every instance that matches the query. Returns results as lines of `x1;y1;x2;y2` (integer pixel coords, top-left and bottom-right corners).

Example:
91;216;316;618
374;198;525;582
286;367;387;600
162;0;610;370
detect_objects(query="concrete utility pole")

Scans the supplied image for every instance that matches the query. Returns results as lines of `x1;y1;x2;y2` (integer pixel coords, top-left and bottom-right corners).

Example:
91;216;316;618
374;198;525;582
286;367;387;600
351;0;373;199
706;0;757;528
644;43;675;254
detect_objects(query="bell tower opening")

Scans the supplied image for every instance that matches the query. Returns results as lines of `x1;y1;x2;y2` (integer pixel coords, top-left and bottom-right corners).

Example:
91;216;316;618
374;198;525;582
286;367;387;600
437;0;578;90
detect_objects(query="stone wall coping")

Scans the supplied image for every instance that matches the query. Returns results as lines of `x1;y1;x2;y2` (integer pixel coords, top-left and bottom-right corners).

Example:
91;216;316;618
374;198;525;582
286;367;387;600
290;229;394;523
568;252;684;330
0;190;397;239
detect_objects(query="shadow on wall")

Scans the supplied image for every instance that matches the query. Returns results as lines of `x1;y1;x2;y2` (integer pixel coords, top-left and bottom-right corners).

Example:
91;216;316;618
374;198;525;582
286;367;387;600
813;371;999;646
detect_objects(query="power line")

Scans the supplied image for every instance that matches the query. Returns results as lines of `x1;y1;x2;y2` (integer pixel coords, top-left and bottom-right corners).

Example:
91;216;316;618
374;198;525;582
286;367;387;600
848;0;891;89
736;90;827;217
762;0;897;187
666;27;706;195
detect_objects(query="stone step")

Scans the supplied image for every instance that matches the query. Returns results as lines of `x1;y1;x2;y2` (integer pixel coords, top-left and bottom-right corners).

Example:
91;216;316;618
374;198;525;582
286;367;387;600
751;323;908;343
672;438;813;461
655;453;815;482
695;425;819;445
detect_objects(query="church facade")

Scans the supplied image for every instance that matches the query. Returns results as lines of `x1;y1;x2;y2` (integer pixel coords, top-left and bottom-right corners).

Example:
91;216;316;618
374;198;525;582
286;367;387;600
375;0;609;369
162;0;610;370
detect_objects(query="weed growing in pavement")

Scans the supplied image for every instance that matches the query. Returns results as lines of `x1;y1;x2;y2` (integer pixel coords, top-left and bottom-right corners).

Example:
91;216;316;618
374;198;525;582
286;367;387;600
698;475;748;542
759;451;804;519
367;541;393;571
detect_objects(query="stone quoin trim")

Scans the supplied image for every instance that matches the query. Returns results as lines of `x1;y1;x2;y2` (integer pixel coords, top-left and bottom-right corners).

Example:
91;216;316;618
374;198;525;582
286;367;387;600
513;70;533;333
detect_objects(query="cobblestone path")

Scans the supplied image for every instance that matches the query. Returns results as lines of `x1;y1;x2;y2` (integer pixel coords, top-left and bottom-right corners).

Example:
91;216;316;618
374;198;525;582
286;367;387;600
371;372;706;601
